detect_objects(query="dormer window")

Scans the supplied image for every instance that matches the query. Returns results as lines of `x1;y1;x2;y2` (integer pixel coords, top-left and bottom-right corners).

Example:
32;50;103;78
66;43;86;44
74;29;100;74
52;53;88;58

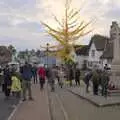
91;50;95;57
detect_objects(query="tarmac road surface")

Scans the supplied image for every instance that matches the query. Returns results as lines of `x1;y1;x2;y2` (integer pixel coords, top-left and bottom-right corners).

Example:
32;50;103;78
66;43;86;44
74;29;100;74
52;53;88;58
48;86;120;120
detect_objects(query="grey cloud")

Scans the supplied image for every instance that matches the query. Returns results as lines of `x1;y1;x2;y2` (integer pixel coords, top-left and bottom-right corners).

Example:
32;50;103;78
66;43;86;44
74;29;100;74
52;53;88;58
0;14;24;27
0;0;120;50
0;15;14;27
16;22;44;33
0;34;54;50
105;7;120;19
0;0;35;9
0;14;43;33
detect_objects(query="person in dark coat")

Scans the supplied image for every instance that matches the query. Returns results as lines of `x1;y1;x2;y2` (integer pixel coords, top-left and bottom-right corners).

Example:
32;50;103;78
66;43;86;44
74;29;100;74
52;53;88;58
21;62;33;101
91;70;99;95
32;65;38;84
0;67;4;86
3;65;12;99
84;71;92;93
75;68;81;86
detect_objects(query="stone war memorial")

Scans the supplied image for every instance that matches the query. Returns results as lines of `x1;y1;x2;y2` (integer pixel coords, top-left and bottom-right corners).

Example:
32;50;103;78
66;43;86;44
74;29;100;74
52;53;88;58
110;21;120;88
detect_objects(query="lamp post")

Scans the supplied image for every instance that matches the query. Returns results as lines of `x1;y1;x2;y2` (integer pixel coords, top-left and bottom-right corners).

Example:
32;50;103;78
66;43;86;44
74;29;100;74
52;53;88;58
46;43;49;68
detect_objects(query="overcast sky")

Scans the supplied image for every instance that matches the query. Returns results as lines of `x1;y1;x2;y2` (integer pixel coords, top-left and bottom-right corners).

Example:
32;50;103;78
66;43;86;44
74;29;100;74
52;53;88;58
0;0;120;50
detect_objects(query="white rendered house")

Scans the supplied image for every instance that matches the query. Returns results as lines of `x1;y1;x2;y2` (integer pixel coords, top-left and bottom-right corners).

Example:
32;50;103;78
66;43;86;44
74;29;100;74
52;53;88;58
87;35;109;69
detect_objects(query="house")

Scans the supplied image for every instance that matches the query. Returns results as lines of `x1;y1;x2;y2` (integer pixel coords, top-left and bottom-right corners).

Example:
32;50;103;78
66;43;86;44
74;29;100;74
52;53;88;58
73;22;119;70
87;34;110;69
75;45;89;69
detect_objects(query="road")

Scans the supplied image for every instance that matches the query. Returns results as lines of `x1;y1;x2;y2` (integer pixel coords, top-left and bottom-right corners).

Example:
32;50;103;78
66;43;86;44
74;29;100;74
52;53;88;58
48;86;120;120
0;90;19;120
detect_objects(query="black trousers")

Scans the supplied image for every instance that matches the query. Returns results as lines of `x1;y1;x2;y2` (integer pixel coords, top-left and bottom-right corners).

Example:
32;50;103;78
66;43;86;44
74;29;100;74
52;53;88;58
75;77;80;86
39;78;45;90
2;84;5;92
86;83;89;93
93;83;99;95
102;85;108;96
4;84;11;97
33;75;37;84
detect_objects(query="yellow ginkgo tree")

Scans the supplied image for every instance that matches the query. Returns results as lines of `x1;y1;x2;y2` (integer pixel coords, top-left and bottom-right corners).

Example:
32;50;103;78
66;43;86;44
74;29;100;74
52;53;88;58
41;0;91;65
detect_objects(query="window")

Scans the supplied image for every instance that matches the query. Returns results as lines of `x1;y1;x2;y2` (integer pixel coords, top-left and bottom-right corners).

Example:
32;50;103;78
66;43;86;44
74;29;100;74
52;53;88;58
91;50;95;57
88;61;92;67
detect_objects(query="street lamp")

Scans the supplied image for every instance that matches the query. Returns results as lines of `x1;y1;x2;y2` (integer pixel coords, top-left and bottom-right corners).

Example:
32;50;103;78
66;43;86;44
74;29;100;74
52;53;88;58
46;43;49;68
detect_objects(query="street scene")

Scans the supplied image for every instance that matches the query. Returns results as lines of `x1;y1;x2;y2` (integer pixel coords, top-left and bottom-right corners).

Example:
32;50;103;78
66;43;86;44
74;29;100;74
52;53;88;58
0;0;120;120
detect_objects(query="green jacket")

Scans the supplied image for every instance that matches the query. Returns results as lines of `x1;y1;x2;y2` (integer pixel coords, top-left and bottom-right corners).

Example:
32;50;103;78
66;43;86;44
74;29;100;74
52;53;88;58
91;71;99;84
101;73;109;86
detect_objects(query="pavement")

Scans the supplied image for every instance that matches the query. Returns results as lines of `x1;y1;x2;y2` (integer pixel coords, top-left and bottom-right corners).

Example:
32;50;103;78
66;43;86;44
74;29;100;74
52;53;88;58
0;87;19;120
67;81;120;107
11;84;51;120
3;81;120;120
52;87;120;120
2;79;120;120
47;86;67;120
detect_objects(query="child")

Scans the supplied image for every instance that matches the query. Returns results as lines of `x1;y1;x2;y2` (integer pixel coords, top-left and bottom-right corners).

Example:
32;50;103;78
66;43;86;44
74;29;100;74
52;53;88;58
11;72;22;98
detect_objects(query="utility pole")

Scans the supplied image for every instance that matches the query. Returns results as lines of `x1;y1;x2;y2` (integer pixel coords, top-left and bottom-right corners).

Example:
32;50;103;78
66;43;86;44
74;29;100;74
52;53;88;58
46;43;49;68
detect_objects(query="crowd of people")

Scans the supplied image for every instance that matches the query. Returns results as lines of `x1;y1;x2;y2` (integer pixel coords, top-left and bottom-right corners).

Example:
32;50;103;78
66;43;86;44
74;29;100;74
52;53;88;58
0;62;47;101
84;69;110;97
0;62;72;101
0;64;22;100
0;62;114;102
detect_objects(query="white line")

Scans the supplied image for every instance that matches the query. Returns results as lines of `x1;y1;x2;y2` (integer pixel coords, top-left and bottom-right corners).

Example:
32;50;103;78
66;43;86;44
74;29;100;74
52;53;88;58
7;100;22;120
55;94;69;120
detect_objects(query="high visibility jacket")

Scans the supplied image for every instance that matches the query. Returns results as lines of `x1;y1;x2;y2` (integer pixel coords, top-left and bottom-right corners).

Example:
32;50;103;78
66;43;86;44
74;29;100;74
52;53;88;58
11;76;22;92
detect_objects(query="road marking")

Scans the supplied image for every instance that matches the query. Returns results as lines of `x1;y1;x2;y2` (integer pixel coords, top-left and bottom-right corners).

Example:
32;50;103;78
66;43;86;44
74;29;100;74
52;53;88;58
55;93;69;120
7;100;22;120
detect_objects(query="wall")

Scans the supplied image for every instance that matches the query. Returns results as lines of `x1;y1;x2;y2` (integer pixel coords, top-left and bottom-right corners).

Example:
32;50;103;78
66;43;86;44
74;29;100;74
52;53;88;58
88;43;103;69
77;55;88;69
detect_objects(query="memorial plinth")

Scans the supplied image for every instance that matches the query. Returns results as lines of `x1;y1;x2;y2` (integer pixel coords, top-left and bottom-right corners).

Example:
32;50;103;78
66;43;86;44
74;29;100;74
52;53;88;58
110;22;120;88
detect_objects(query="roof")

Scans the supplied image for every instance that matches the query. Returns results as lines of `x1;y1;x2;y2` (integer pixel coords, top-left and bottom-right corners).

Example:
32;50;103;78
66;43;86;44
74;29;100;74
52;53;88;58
101;41;113;59
89;35;109;51
75;45;89;56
